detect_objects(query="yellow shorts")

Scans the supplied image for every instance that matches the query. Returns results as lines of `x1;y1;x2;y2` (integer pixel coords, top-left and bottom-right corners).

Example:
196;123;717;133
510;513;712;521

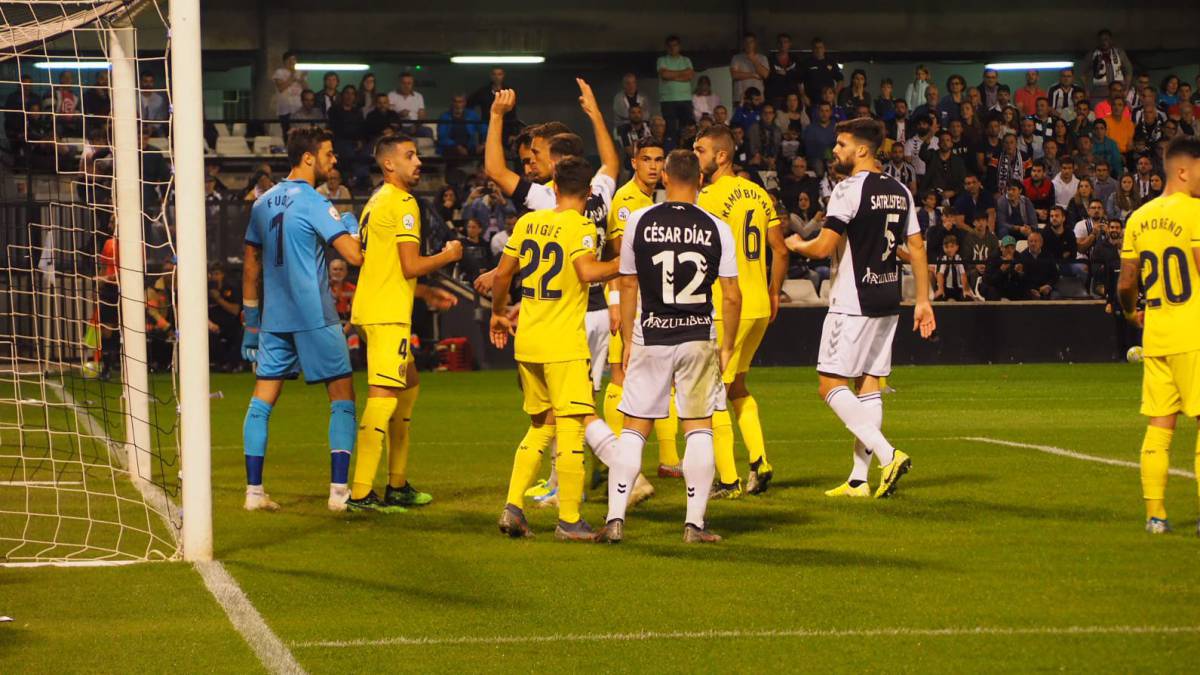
1141;350;1200;418
608;329;623;365
715;317;769;384
362;323;414;388
518;359;595;417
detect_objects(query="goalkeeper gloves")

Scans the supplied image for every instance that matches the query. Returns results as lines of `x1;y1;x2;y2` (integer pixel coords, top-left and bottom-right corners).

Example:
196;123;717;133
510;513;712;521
241;303;261;363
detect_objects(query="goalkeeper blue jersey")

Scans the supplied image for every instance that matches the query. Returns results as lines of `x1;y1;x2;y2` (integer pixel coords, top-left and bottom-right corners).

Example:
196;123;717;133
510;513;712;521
244;179;350;333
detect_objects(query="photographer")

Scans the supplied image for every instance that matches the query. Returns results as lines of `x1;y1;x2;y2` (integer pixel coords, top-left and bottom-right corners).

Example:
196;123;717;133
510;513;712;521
460;181;515;239
207;262;242;372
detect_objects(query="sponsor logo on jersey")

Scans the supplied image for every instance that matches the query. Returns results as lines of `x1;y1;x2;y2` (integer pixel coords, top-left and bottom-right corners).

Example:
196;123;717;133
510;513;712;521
641;312;713;329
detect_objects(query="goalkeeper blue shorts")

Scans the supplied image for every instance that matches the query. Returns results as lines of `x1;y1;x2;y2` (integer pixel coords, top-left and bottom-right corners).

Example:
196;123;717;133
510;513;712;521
256;324;351;384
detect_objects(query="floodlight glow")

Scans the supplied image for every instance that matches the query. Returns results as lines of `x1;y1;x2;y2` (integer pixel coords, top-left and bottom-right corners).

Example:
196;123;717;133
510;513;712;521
295;63;370;71
34;61;111;70
985;61;1074;71
451;55;545;65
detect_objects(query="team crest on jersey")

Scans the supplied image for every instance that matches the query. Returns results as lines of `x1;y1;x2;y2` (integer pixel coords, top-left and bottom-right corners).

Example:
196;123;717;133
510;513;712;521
403;213;416;230
582;234;595;250
327;206;340;221
618;206;630;221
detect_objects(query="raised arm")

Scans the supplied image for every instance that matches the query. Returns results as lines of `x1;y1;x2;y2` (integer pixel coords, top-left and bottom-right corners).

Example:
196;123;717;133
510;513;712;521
484;89;521;196
577;78;620;181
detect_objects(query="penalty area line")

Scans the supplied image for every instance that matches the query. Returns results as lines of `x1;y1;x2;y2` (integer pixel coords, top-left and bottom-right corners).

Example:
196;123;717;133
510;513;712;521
961;437;1197;479
291;624;1200;649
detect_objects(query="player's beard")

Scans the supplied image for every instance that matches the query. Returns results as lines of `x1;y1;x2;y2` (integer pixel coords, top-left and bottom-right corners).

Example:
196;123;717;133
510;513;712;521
832;156;855;176
700;158;718;183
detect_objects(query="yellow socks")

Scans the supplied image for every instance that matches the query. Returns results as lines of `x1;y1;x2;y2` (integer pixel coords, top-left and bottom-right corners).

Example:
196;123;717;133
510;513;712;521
1140;425;1173;520
506;424;555;508
604;382;624;434
655;397;680;467
1195;432;1200;503
712;408;738;484
387;385;419;489
732;395;767;467
555;416;586;523
351;397;398;499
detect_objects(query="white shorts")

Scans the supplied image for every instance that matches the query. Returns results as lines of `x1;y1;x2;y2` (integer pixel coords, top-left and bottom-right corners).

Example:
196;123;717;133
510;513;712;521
619;340;726;420
585;308;610;391
817;313;899;379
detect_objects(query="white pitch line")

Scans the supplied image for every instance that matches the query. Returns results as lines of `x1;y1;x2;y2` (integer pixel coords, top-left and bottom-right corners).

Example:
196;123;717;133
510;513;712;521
962;436;1197;479
0;481;84;486
291;624;1200;649
211;436;959;452
195;560;307;675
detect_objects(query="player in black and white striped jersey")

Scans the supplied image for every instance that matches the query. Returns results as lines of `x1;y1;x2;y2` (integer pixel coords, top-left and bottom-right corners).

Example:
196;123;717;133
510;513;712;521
602;150;741;544
786;118;937;500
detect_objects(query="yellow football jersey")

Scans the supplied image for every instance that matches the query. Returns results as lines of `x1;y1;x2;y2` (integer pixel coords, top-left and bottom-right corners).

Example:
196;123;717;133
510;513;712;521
607;180;655;245
503;208;596;363
698;174;780;320
350;182;420;326
1121;191;1200;357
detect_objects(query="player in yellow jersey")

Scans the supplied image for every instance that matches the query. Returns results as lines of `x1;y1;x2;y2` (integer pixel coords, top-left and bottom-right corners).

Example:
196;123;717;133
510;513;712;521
490;157;621;541
604;140;684;478
1117;135;1200;535
694;125;790;498
345;135;462;512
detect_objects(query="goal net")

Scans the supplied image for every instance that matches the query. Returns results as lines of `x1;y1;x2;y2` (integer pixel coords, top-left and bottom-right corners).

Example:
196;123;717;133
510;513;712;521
0;1;195;565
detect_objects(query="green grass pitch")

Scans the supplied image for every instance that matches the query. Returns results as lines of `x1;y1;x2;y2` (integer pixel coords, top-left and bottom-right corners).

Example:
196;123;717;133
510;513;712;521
3;363;1200;672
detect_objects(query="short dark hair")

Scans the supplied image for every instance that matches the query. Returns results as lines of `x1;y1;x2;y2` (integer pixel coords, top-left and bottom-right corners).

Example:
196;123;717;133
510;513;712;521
282;50;297;61
324;71;338;81
1060;157;1075;166
1089;198;1105;208
286;127;333;167
665;34;680;44
663;149;700;184
633;138;664;154
515;127;534;149
696;124;735;155
835;117;885;152
942;205;958;217
744;87;761;98
1050;205;1067;217
998;84;1011;93
553;156;592;198
1165;135;1200;162
531;121;571;140
548;133;585;158
943;234;958;246
1031;158;1047;170
374;134;415;162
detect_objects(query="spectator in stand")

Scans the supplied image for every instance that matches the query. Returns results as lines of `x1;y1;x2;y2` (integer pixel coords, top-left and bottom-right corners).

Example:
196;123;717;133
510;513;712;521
657;35;695;141
468;67;516;127
364;93;400;141
905;113;936;178
925;204;958;256
780;155;820;214
618;104;653;157
357;73;378;115
712;104;730;127
819;85;848;122
1041;139;1062;177
997;182;1037;240
975;68;1001;110
1091;160;1118;203
291;90;325;122
1028;97;1055;144
437;94;483;157
983;236;1025;300
1091;120;1123;177
916;190;942;235
883;142;917;195
1073;134;1098;178
802;101;837;175
887;99;911;143
1147;172;1164;200
731;87;764;131
388;72;430;138
787;190;824;239
83;71;110;119
905;64;931;112
765;33;802;109
461;181;516;238
962;211;1000;295
457;218;492;282
328;86;369;188
1106;173;1138;221
243;170;274;202
650;114;674;153
1094;82;1129;120
1071;99;1096;138
1051;157;1079;207
731;32;769;104
1090;220;1123;297
1017;117;1043;159
1050;118;1074;156
490;212;517;260
272;50;306;126
1065;176;1095;225
436;186;460;228
729;125;750;166
1177;100;1196;136
837;69;872;111
748;104;782;170
1131;154;1155;201
327;258;361;367
1134;92;1165;147
940;74;967;123
612;72;648;128
777;92;809;134
952;174;996;232
139;73;167;135
1083;29;1133;101
1000;105;1021;136
1072;197;1106;268
1047;68;1083;119
921;130;967;202
692;75;721;122
875;79;897;121
1019;230;1059;299
318;72;340;114
934;234;971;301
1015;70;1045;117
988;85;1013;115
915;85;946;129
958;101;982;149
207;262;242;372
1042;205;1084;279
993;130;1034;191
317;168;352;214
145;260;175;372
800;37;843;106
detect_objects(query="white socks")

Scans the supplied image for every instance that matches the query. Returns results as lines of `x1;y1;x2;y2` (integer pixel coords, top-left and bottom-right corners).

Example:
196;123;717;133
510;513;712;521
826;386;895;466
606;429;645;523
682;429;715;529
849;392;883;483
585;418;618;467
